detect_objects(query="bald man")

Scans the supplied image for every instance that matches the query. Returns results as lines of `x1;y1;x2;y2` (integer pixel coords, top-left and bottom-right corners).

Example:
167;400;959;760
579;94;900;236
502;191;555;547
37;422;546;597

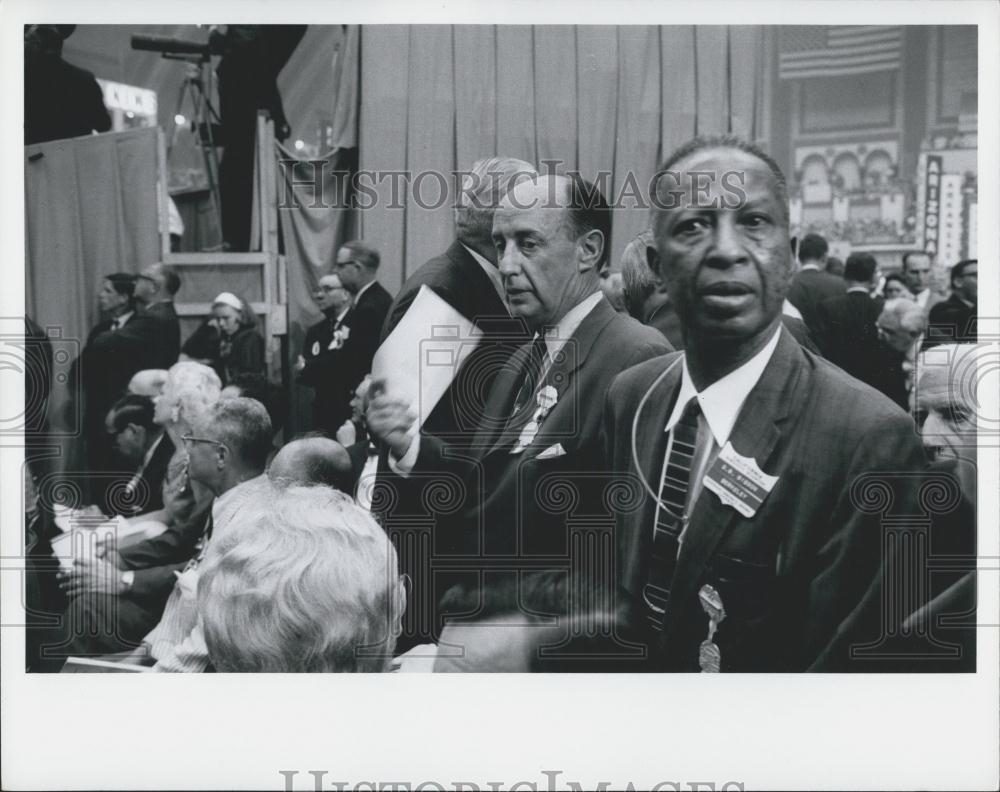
268;435;355;495
367;174;670;648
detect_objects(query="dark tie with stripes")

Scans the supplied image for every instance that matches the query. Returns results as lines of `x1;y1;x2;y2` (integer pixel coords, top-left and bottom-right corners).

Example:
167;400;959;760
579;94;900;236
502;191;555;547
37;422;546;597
511;334;549;415
642;397;702;631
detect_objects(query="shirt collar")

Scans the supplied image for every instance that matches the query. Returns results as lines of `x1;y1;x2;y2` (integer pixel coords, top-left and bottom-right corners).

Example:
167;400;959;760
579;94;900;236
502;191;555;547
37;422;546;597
461;243;506;306
799;263;821;272
113;311;134;327
846;285;871;294
537;292;604;362
665;325;782;446
336;306;351;323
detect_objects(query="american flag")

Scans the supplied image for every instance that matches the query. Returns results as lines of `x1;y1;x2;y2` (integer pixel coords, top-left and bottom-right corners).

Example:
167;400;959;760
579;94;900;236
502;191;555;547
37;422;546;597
778;26;902;80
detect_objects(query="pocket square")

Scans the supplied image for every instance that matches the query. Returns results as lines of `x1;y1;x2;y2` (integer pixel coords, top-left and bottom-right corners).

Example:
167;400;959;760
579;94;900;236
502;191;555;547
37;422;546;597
537;443;566;460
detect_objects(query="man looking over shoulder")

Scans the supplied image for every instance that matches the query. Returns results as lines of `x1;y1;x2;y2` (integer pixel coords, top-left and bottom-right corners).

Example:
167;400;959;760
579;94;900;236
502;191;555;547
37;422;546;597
604;135;926;672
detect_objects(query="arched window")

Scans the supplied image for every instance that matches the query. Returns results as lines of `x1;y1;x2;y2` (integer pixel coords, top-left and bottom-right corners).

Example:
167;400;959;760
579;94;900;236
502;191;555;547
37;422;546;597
864;150;894;187
801;155;829;185
832;153;862;191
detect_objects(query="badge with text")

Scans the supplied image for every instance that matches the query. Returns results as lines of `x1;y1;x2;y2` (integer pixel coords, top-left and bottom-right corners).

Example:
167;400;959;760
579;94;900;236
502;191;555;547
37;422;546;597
702;442;778;518
698;583;726;673
510;386;559;455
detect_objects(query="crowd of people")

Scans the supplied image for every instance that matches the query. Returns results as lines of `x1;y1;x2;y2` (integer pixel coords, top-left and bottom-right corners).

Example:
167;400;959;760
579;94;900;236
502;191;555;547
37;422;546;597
24;136;980;674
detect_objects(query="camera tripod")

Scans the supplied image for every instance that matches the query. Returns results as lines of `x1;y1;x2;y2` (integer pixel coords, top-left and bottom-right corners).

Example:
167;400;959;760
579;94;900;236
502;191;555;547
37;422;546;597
167;52;223;247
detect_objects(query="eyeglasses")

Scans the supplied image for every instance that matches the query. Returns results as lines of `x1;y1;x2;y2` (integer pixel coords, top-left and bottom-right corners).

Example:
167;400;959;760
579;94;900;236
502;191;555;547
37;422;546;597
181;434;228;451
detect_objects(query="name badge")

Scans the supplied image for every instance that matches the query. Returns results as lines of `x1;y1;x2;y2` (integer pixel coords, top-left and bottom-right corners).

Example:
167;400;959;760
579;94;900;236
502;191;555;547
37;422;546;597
311;341;321;356
702;442;777;518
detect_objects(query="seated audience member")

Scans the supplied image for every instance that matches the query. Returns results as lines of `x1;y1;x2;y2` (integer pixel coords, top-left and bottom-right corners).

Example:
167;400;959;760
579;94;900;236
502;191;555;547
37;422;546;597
181;293;264;385
127;369;168;398
150;361;223;528
102;394;174;517
197;486;405;672
45;365;223;665
875;298;928;411
268;435;355;494
881;272;914;301
925;259;978;348
212;292;265;384
133;397;274;672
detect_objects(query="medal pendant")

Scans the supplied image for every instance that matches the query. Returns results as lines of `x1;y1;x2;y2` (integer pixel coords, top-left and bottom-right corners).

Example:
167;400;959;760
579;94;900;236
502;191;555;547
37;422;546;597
699;639;721;673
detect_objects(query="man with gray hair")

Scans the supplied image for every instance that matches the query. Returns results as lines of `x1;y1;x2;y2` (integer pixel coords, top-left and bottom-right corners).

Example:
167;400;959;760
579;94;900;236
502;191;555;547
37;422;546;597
198;486;404;672
374;157;538;650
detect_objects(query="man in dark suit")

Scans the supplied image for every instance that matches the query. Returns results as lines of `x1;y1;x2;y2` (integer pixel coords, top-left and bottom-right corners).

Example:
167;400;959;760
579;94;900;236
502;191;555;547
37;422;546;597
72;273;160;481
814;252;884;382
925;259;977;348
102;394;175;517
296;272;355;434
332;240;393;396
786;232;844;335
604;136;926;672
134;264;182;369
368;174;671;648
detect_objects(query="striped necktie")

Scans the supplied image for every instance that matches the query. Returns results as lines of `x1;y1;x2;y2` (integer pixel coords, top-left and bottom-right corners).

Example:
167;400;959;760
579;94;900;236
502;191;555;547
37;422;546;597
642;397;702;631
511;334;549;415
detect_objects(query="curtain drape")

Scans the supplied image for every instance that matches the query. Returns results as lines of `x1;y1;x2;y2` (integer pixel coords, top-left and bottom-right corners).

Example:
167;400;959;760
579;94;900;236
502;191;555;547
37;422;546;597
25;127;160;435
359;25;768;291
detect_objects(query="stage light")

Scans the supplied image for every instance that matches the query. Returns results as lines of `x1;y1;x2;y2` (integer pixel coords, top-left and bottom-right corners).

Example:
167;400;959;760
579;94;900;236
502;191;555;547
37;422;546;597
174;114;187;127
294;139;305;151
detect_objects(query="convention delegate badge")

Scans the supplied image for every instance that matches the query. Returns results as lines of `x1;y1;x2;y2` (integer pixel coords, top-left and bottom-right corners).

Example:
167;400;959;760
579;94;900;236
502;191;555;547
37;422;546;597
702;442;778;518
311;341;321;356
511;387;557;454
698;584;726;673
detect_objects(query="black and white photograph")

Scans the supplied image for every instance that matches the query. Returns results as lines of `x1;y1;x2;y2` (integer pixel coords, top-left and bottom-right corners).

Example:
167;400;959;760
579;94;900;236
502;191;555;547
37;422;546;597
1;1;997;789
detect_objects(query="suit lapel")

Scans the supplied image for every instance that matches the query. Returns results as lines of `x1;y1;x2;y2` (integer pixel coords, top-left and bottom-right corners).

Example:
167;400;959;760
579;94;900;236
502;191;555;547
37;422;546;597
661;329;806;641
479;297;617;458
619;351;685;592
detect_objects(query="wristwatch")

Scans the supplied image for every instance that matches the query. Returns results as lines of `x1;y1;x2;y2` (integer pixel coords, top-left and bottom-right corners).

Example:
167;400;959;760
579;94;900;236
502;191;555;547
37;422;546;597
120;570;135;593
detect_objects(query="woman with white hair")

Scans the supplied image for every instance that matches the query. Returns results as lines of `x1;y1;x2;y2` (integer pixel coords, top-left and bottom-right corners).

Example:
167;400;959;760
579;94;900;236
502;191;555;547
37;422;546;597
197;485;405;672
145;361;223;528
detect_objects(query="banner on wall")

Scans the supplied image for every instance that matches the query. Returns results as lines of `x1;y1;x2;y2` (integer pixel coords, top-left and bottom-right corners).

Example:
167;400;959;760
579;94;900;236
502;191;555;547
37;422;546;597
920;154;942;256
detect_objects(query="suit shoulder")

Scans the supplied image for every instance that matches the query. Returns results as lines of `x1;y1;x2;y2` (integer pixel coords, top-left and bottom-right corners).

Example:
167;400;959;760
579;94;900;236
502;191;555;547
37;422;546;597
807;349;914;426
609;350;683;401
605;311;673;351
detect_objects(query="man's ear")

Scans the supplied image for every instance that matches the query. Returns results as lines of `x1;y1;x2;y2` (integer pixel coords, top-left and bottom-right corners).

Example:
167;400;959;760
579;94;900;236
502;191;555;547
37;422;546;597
578;229;604;272
646;245;664;285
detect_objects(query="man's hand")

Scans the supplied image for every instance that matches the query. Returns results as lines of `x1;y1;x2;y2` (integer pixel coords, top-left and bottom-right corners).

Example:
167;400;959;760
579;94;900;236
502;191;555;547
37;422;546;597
365;380;416;460
335;420;357;447
58;556;128;598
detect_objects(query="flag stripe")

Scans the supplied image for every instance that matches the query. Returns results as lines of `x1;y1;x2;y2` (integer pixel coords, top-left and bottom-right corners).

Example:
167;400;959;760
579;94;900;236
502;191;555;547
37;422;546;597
779;25;901;80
